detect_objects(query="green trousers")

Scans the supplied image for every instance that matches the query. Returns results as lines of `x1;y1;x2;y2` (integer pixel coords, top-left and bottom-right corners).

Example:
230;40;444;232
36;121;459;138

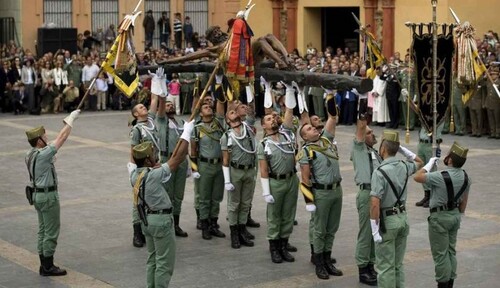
194;177;200;210
400;101;416;129
452;102;466;134
312;185;343;253
428;210;461;283
227;167;255;226
312;95;326;119
198;162;224;220
165;159;188;216
267;175;299;240
142;214;176;288
417;142;433;191
355;188;376;267
34;191;60;257
375;212;409;288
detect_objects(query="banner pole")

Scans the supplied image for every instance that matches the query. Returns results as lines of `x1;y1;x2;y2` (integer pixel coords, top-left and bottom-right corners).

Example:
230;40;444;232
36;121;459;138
431;0;440;156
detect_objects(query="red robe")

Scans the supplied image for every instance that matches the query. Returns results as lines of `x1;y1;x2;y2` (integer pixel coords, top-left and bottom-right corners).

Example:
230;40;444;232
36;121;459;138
226;18;254;83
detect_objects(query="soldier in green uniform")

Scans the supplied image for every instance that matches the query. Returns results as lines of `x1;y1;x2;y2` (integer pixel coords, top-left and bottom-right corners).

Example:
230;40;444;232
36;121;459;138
415;123;443;208
369;130;423;288
157;99;189;237
484;67;500;139
257;82;298;264
414;142;471;288
298;92;343;279
467;77;486;137
221;105;257;248
128;119;194;288
450;75;467;136
25;109;80;276
350;100;380;286
309;86;326;120
129;69;164;247
190;98;226;239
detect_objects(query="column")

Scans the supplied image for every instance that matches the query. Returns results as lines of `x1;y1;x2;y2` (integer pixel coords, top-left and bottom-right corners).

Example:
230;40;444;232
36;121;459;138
363;0;378;35
270;0;283;39
285;0;298;52
381;0;395;58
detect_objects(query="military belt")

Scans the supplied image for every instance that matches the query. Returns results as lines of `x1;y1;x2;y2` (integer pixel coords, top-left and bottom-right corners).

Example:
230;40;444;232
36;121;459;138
312;182;339;190
269;171;295;180
230;162;254;170
430;205;458;213
360;183;371;191
34;186;57;193
147;208;172;215
383;205;406;217
419;139;442;144
199;156;221;164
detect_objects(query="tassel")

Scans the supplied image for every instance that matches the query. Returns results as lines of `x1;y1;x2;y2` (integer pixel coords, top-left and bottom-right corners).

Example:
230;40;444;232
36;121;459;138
450;115;455;133
405;129;410;144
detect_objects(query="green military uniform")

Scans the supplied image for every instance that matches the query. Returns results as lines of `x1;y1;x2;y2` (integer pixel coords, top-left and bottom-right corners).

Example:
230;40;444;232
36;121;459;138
130;142;175;288
191;116;225;222
450;77;466;135
221;123;256;226
399;69;416;130
416;123;443;206
299;130;342;254
467;80;485;137
179;72;196;114
351;137;382;270
64;62;82;88
485;77;500;138
371;139;418;288
130;111;160;235
310;86;326;120
257;129;298;241
25;128;60;259
157;116;188;227
426;143;471;285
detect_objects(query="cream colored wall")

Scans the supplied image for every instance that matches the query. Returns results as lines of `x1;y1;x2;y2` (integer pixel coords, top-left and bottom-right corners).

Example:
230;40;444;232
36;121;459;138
242;0;273;40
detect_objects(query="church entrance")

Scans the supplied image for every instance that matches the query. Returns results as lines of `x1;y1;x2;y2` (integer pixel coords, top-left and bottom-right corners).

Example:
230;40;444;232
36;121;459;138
321;7;360;54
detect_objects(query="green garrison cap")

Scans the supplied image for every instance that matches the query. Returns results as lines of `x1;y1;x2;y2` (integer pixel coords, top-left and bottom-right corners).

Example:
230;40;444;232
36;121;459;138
450;141;468;158
382;129;400;143
25;126;45;141
132;141;154;159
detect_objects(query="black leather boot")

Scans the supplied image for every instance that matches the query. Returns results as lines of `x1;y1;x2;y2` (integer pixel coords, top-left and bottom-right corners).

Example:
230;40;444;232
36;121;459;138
310;244;315;265
238;224;254;247
416;190;430;207
367;262;377;277
174;215;188;237
285;240;298;252
437;282;448;288
195;209;202;230
246;206;260;228
448;279;454;288
41;255;67;276
323;251;343;276
201;219;212;240
39;254;44;275
209;218;226;238
359;266;377;286
133;223;144;247
269;240;283;263
314;253;329;279
239;223;255;240
279;238;295;262
229;225;240;249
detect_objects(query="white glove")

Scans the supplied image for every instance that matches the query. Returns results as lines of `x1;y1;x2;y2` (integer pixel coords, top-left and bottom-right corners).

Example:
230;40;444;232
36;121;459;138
423;157;439;172
306;204;316;212
180;120;195;142
222;166;234;191
398;146;416;161
63;109;81;127
192;172;201;179
215;74;223;84
262;76;273;108
370;219;383;243
281;81;296;109
149;68;166;97
292;81;305;113
261;178;274;203
245;85;254;103
127;162;137;176
401;88;409;97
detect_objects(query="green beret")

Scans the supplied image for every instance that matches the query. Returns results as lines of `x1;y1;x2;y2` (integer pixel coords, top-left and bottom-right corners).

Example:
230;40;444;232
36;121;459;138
25;126;45;141
382;129;399;143
132;141;154;159
450;141;468;158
